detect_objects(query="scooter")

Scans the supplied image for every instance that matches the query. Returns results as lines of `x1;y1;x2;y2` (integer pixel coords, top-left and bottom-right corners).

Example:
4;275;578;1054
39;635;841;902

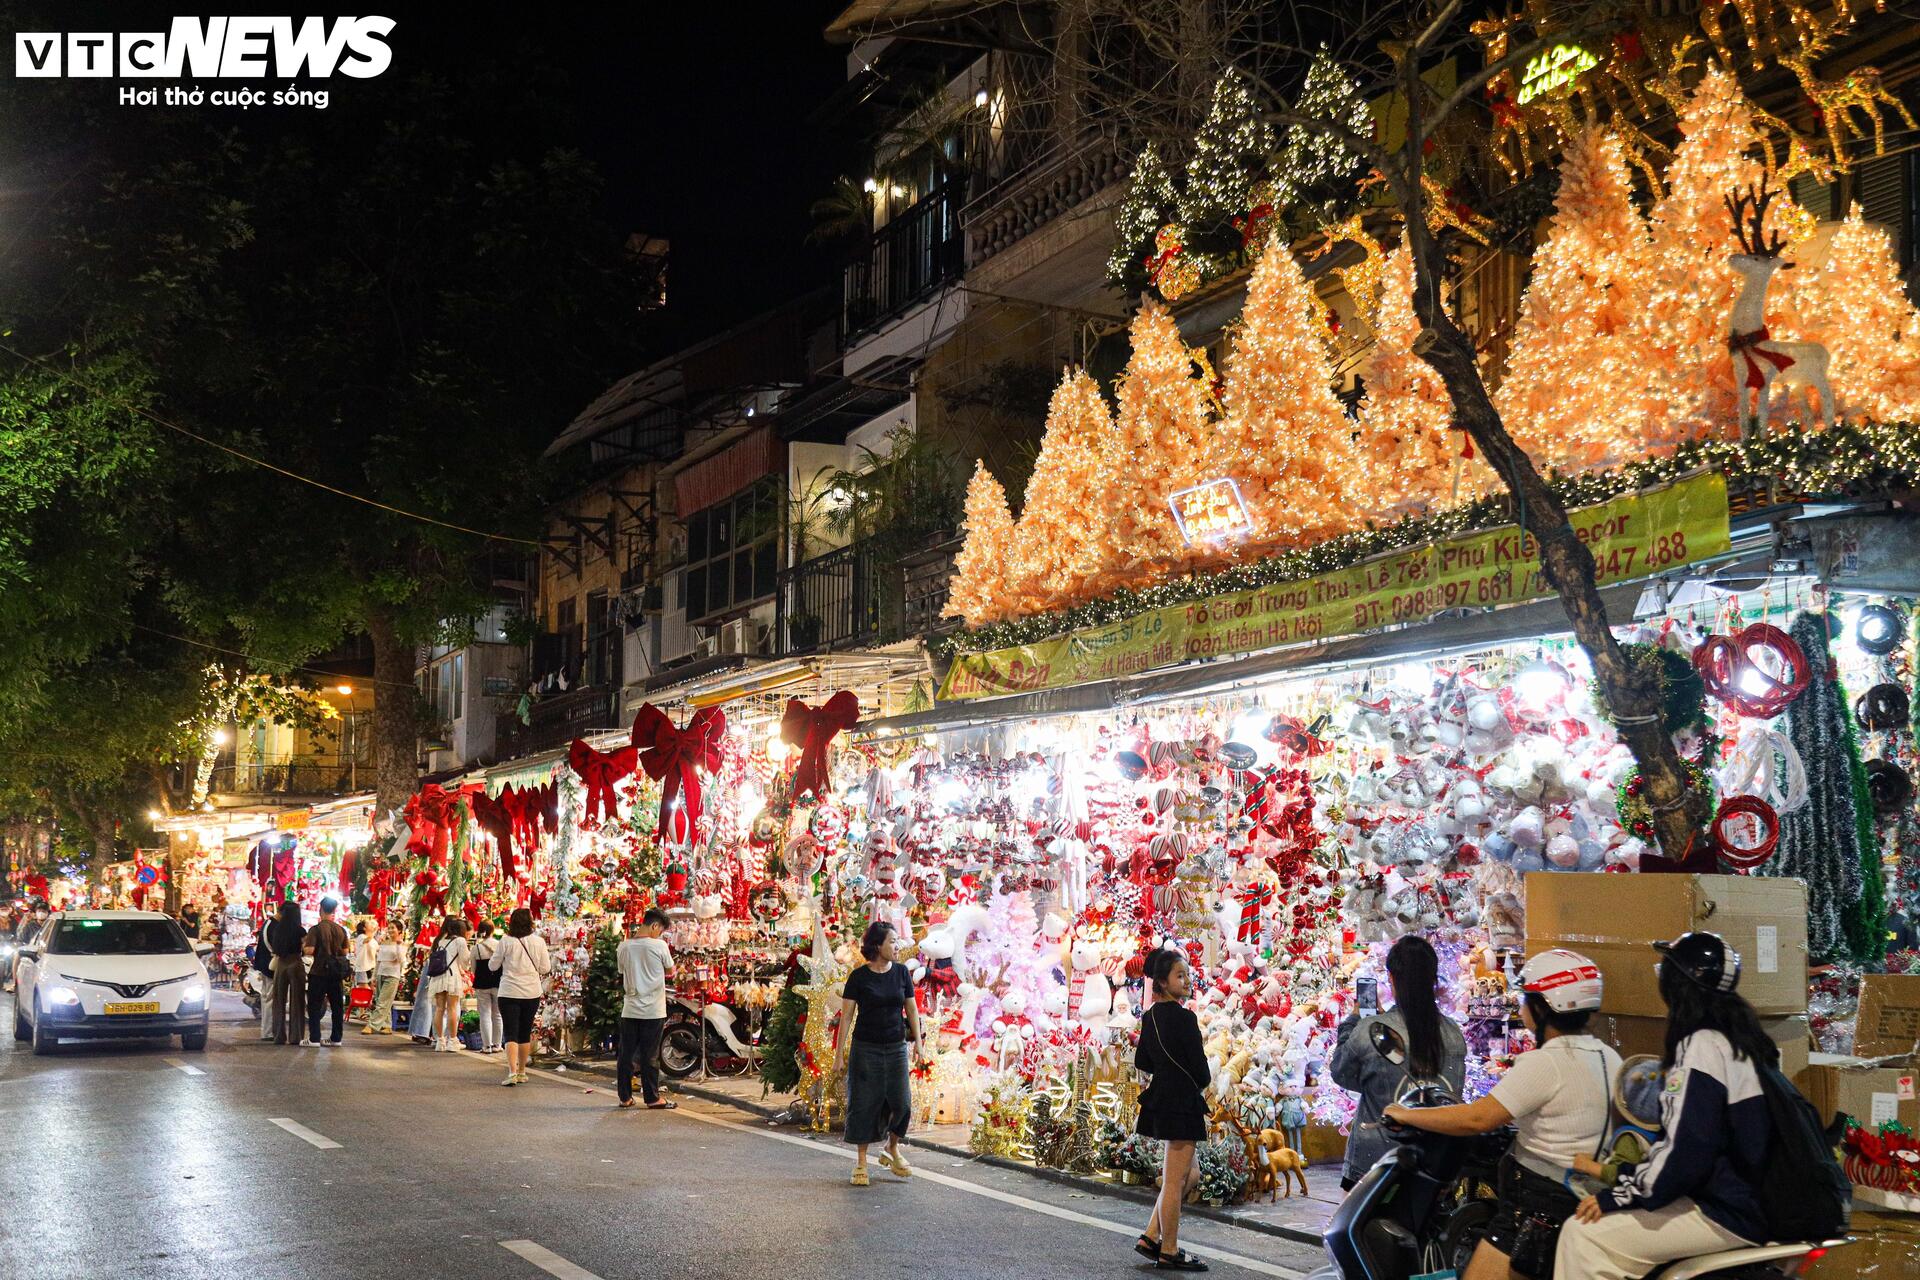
1306;1024;1846;1280
658;995;757;1078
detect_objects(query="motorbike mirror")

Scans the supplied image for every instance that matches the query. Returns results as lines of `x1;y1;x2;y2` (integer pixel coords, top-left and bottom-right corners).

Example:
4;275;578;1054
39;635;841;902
1369;1021;1407;1066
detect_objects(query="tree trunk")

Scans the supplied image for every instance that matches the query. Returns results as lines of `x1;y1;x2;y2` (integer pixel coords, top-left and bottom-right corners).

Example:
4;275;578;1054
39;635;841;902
366;607;422;818
1401;241;1710;859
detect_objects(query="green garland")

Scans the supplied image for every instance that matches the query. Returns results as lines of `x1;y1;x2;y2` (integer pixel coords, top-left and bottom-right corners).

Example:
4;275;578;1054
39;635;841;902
1616;760;1714;842
1591;644;1706;734
1843;678;1890;968
939;421;1920;657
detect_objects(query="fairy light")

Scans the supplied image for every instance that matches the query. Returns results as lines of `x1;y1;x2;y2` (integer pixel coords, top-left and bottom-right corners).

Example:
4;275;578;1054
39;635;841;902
1279;47;1369;200
1177;71;1276;281
942;462;1016;626
1003;370;1120;613
1102;301;1225;571
1106;143;1179;291
1359;246;1486;513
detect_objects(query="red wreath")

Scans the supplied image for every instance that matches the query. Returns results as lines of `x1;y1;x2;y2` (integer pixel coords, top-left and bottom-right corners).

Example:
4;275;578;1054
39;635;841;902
1711;795;1779;870
1693;625;1810;718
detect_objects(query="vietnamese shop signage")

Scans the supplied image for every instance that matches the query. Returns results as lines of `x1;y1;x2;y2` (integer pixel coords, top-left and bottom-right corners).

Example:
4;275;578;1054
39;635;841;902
940;472;1731;701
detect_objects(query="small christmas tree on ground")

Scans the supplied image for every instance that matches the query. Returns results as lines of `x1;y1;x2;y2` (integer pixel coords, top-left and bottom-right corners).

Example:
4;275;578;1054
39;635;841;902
1103;301;1225;576
759;981;807;1094
582;923;624;1053
944;462;1017;627
1007;369;1116;613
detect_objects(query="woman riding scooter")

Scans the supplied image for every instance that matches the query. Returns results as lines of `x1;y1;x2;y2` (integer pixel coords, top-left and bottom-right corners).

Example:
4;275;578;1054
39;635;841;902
1385;948;1619;1280
1553;932;1772;1280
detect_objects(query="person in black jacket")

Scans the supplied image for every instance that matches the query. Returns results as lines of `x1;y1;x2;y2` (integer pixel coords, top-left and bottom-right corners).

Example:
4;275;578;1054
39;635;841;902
1133;948;1211;1272
266;899;307;1046
251;916;276;1041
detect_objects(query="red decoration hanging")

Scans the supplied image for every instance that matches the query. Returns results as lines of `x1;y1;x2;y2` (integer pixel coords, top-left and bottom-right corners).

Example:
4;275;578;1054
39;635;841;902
1693;624;1810;718
567;737;638;824
631;703;728;842
781;690;860;800
1711;795;1780;870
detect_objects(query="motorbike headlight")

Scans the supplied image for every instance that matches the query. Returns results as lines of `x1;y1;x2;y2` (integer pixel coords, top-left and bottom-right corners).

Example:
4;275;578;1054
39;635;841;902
47;986;80;1006
180;984;207;1005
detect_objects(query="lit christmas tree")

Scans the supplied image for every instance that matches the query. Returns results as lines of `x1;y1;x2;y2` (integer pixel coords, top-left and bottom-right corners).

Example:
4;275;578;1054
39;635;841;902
1496;127;1663;472
1007;369;1117;613
1356;246;1480;514
1106;144;1180;296
1104;301;1226;574
1217;234;1363;545
1787;209;1920;422
1280;47;1371;213
1179;71;1278;273
944;462;1017;626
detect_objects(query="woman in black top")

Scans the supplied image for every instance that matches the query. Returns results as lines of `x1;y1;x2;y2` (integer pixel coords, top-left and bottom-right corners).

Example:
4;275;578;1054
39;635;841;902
1134;948;1211;1272
266;899;307;1046
833;922;925;1187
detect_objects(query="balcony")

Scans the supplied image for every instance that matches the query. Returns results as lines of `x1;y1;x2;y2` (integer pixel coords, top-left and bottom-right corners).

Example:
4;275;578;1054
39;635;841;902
209;755;367;798
498;683;623;757
778;541;885;654
842;178;965;343
963;128;1123;266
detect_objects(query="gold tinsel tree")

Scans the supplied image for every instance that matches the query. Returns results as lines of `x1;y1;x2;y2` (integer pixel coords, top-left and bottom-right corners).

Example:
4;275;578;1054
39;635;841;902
1104;301;1225;575
1006;369;1117;613
944;462;1016;626
1787;209;1920;422
1496;128;1663;472
1218;234;1365;545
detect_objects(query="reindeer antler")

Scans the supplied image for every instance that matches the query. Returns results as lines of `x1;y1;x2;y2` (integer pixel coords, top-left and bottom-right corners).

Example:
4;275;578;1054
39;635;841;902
1723;176;1785;256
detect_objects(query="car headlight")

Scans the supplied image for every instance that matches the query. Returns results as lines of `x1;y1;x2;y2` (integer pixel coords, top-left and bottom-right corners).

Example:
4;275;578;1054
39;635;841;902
180;984;207;1005
47;986;80;1006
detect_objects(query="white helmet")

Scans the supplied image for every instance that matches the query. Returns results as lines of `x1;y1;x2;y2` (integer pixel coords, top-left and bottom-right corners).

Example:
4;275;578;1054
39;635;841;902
1520;948;1603;1013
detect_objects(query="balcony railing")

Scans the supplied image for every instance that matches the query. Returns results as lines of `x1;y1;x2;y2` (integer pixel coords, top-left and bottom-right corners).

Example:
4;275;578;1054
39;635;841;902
497;684;623;758
843;178;965;343
778;541;885;654
209;756;366;797
963;128;1123;265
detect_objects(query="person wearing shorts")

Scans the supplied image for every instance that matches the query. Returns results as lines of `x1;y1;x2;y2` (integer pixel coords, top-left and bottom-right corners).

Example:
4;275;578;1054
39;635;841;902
488;907;550;1086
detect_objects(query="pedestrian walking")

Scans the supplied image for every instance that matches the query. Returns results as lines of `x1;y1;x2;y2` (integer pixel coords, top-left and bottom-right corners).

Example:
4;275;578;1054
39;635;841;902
615;909;676;1110
488;907;550;1086
470;921;503;1054
304;896;351;1047
252;915;276;1041
425;916;471;1052
364;923;406;1036
266;899;307;1046
407;922;437;1043
1133;947;1210;1272
833;921;924;1187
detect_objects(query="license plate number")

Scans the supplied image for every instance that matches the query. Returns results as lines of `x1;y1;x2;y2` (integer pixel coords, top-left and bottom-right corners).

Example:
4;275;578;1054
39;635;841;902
104;1001;160;1015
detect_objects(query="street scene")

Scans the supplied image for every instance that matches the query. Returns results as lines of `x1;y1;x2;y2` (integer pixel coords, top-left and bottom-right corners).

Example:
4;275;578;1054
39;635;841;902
5;2;1920;1278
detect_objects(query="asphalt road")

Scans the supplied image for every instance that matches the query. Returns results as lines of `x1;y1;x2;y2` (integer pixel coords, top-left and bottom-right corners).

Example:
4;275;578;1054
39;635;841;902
0;991;1325;1280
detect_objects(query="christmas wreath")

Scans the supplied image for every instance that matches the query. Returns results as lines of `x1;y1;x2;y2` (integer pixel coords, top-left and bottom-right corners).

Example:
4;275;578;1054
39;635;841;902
1591;644;1705;734
1616;760;1715;841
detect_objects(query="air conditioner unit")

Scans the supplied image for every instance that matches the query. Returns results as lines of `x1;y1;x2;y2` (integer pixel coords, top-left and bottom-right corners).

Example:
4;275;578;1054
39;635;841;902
716;618;773;656
693;636;720;660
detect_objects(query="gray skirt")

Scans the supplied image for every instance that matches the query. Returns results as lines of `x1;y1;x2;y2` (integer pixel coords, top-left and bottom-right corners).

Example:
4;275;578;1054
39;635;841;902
843;1040;911;1144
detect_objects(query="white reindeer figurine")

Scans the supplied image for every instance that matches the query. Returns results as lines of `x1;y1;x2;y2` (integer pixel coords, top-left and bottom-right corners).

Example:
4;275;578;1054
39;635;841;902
1723;178;1836;439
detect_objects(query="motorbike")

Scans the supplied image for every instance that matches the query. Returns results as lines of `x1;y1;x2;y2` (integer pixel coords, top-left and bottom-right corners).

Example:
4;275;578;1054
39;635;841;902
658;995;757;1078
1307;1024;1845;1280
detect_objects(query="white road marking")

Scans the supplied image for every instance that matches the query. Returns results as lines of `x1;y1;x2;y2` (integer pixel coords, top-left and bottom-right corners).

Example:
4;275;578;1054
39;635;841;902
161;1058;204;1076
500;1239;605;1280
268;1117;341;1149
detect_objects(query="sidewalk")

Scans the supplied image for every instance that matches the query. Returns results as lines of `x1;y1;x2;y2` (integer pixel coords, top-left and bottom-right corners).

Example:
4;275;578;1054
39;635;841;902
555;1058;1342;1246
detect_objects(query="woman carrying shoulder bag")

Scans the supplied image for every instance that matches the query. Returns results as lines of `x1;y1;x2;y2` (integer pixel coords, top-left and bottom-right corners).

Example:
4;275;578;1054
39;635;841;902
470;921;503;1054
489;908;550;1086
1133;947;1211;1273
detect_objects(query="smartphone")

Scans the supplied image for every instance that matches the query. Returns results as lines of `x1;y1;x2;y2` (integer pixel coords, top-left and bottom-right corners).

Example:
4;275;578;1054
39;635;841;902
1356;977;1378;1017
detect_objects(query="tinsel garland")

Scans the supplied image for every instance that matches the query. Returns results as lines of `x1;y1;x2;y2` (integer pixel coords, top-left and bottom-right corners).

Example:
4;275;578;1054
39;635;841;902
550;772;581;919
1766;613;1871;964
1843;683;1890;968
940;421;1920;656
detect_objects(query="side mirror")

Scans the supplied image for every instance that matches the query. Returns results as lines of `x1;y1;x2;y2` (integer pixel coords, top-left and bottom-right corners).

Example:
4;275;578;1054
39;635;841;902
16;947;38;962
1369;1021;1408;1066
192;941;215;956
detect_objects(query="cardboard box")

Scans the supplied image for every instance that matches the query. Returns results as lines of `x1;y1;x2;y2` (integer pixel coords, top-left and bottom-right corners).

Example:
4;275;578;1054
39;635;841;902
1524;872;1809;1018
1592;1013;1811;1080
1800;1206;1920;1278
1857;975;1920;1059
1801;1053;1920;1130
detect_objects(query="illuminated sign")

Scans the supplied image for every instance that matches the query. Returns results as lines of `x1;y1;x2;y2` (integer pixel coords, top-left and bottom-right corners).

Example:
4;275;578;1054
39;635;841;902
1169;478;1254;545
1517;44;1597;105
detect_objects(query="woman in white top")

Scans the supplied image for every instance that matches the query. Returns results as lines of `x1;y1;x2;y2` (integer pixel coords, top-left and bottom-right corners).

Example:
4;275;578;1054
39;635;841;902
365;924;408;1036
426;917;471;1053
488;907;551;1086
349;921;378;991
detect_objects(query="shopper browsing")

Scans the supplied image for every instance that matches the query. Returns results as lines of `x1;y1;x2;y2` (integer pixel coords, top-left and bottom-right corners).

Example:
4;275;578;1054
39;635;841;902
614;908;676;1110
252;915;277;1041
489;907;551;1086
1385;949;1619;1280
349;920;377;992
425;916;471;1052
365;923;406;1036
470;920;503;1054
304;896;351;1047
1554;933;1773;1280
266;899;307;1046
1132;947;1210;1272
1329;934;1468;1189
834;921;923;1187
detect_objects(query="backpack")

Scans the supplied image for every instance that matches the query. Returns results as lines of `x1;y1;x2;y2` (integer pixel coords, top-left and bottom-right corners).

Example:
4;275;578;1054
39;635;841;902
1748;1061;1850;1241
426;941;451;979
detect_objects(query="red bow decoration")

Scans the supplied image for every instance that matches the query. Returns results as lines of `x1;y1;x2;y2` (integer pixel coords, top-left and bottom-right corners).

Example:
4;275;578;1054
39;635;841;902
1728;326;1797;389
631;703;728;842
469;790;518;881
368;869;395;926
782;690;859;800
568;737;638;825
1233;202;1276;248
403;782;482;868
337;848;357;899
1233;883;1274;942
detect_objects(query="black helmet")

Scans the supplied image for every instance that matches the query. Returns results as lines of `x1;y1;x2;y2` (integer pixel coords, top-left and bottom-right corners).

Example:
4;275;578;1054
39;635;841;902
1655;931;1741;993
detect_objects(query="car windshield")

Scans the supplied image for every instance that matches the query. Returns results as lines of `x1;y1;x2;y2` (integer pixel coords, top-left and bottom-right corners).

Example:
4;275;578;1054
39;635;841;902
47;918;190;956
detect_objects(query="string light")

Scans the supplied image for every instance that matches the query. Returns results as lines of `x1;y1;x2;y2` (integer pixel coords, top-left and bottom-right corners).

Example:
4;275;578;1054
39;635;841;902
1177;71;1277;281
1004;370;1120;612
1106;143;1179;293
942;462;1016;625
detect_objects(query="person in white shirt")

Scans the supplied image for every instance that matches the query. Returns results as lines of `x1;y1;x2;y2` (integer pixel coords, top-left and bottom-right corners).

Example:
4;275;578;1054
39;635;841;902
349;920;377;991
1385;949;1619;1280
488;907;551;1086
364;924;407;1036
425;917;471;1053
614;908;677;1110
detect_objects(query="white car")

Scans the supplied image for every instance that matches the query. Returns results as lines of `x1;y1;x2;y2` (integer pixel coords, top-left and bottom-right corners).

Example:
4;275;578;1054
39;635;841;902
12;911;214;1054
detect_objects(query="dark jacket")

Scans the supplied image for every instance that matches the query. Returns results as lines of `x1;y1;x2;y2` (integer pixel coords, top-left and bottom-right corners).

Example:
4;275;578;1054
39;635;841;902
1135;1001;1211;1121
1329;1008;1469;1182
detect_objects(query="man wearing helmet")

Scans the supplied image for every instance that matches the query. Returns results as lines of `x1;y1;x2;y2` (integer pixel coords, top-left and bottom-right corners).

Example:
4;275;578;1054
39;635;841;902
1554;932;1772;1280
1385;948;1618;1279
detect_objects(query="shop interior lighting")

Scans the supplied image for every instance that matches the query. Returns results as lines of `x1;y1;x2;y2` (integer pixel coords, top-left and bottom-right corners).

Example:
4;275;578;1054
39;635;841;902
1513;658;1572;712
1856;603;1904;656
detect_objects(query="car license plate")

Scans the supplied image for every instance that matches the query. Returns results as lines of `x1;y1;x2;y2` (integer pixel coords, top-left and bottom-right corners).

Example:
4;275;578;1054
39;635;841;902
104;1001;160;1015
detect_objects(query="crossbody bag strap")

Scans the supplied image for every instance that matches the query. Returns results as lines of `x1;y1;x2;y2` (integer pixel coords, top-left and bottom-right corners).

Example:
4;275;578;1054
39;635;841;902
1150;1005;1204;1095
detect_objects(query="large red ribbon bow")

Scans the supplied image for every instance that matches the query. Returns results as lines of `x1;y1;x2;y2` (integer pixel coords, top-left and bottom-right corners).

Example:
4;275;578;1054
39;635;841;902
1728;326;1796;388
781;690;860;800
631;703;728;842
469;789;518;881
568;737;638;825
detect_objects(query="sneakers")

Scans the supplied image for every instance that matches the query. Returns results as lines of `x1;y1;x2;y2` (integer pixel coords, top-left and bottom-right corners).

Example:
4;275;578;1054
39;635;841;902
322;1040;339;1048
501;1073;517;1087
514;1070;528;1084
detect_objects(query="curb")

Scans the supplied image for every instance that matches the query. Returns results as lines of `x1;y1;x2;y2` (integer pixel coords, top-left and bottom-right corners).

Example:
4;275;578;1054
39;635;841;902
559;1058;1323;1249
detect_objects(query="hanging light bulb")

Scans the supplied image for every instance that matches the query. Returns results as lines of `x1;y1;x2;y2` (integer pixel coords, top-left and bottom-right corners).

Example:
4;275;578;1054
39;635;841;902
1514;659;1572;711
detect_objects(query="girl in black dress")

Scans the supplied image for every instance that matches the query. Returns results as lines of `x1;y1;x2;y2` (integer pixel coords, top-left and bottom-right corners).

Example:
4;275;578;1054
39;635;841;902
1133;948;1211;1272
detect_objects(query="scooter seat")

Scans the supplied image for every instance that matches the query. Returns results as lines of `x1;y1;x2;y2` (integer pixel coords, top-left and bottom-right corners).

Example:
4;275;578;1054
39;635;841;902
1642;1237;1849;1280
